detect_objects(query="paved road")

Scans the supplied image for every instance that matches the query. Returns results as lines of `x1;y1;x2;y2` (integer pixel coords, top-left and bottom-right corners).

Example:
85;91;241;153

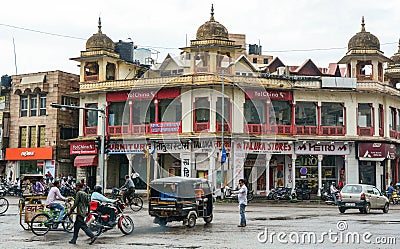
0;197;399;248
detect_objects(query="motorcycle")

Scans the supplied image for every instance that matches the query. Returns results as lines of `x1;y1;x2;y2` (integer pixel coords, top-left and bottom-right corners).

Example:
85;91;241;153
271;187;291;200
320;187;338;205
86;200;134;236
295;187;311;200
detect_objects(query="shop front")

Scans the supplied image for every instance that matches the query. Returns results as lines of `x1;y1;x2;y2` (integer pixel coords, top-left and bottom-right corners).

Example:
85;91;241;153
71;141;98;189
295;141;349;195
234;140;294;194
5;147;53;181
358;142;396;191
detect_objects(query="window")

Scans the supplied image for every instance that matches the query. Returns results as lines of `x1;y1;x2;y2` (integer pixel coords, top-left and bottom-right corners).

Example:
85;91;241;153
244;99;266;124
321;102;344;126
389;107;396;130
20;127;27;147
270;101;291;125
38;126;46;147
20;95;28;117
108;102;129;126
296;102;317;126
397;109;400;132
263;58;269;64
29;126;37;147
216;97;230;123
132;100;154;124
39;94;46;116
158;98;181;122
61;96;78;106
85;104;98;127
195;98;210;122
253;58;257;63
60;127;78;139
30;95;37;116
358;103;372;127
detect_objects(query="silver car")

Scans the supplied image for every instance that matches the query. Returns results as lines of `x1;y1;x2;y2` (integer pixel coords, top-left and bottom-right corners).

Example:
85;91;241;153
337;184;389;214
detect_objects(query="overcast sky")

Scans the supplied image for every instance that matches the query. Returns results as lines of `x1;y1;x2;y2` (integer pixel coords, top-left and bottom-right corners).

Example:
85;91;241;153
1;0;399;76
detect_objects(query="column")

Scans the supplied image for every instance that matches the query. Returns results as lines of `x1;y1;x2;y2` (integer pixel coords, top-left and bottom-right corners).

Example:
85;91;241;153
386;159;391;190
318;155;323;196
265;154;271;195
128;101;133;133
126;154;135;176
291;155;297;193
344;155;349;185
208;152;216;189
153;153;159;180
376;161;382;190
103;154;109;189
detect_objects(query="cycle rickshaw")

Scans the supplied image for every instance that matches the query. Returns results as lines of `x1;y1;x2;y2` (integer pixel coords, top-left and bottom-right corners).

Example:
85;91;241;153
149;177;213;228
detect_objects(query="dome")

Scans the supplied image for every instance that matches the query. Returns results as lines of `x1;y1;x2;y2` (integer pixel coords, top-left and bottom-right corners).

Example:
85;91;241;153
389;39;400;65
86;18;115;51
196;5;229;40
348;17;380;51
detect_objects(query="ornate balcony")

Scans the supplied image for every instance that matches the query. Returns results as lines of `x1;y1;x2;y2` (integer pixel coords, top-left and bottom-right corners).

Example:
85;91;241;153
358;127;374;136
320;126;345;136
194;122;210;132
295;126;318;135
84;127;97;136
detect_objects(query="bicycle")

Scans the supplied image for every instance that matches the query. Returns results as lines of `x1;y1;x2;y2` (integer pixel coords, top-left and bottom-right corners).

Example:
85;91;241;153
0;197;9;214
30;199;74;236
112;187;143;212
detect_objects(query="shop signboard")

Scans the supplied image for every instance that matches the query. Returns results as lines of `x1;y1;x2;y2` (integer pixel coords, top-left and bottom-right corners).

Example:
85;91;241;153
192;139;231;153
358;143;396;161
70;141;97;155
5;147;53;160
108;141;147;154
181;153;191;177
295;142;350;155
245;89;293;101
154;141;190;153
149;122;181;133
236;141;293;154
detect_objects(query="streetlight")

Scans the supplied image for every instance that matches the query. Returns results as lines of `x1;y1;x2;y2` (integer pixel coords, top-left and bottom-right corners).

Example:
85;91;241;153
50;103;107;189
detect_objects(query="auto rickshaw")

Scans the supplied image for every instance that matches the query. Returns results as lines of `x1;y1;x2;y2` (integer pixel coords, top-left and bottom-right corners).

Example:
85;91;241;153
149;177;213;228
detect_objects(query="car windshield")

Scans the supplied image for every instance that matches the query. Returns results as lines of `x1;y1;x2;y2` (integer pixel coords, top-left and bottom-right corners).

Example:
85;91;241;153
341;185;362;193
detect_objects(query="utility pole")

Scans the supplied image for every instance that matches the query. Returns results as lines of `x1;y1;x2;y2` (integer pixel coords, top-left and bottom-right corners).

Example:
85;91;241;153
50;103;106;188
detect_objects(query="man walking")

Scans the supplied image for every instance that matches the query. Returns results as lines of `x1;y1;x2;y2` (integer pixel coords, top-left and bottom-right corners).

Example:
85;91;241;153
232;179;247;227
67;182;97;245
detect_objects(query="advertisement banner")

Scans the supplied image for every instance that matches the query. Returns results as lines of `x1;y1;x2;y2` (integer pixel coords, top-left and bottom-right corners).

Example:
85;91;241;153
295;142;350;155
358;143;396;161
70;141;97;155
236;141;293;154
108;141;147;154
181;153;191;178
5;147;53;160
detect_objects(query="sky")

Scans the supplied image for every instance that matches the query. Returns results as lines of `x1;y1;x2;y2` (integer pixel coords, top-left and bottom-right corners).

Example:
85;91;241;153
1;0;400;76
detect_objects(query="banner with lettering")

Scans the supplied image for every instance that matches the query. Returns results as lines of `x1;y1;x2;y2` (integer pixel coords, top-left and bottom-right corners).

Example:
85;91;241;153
181;153;191;177
295;142;350;155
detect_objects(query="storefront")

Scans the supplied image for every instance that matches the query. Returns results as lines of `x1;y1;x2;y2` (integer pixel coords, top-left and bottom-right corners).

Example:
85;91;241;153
295;141;349;194
358;142;396;191
5;147;53;180
70;141;98;189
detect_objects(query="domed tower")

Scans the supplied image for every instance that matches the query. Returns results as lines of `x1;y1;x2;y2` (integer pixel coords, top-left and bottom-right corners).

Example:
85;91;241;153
338;17;390;83
385;39;400;87
71;18;140;83
181;4;244;74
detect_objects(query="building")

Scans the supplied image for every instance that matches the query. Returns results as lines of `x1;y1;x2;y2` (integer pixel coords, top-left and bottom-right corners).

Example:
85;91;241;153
6;71;79;182
71;9;400;196
0;75;11;179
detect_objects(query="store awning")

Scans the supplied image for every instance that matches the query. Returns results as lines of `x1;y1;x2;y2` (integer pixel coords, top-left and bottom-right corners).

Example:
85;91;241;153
74;155;98;167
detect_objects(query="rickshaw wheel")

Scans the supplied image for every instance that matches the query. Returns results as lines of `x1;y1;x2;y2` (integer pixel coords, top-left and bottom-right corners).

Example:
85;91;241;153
187;214;196;228
203;213;213;224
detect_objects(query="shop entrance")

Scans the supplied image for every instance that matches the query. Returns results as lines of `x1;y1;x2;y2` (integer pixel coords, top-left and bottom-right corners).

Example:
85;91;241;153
359;161;376;186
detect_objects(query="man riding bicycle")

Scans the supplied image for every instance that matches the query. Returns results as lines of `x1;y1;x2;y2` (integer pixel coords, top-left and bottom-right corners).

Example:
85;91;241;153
45;180;68;222
91;185;117;227
120;175;135;205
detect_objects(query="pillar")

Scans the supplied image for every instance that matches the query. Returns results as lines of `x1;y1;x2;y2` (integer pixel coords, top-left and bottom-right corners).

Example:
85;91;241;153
291;155;297;193
265;154;271;195
126;154;135;176
317;155;323;196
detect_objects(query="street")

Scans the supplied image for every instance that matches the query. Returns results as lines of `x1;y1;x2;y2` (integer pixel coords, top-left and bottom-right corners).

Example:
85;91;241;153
0;196;399;249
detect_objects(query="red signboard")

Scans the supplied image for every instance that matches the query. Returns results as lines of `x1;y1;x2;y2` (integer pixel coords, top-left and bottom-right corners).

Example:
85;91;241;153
70;141;97;155
245;89;293;101
5;147;53;160
358;143;396;161
106;88;180;102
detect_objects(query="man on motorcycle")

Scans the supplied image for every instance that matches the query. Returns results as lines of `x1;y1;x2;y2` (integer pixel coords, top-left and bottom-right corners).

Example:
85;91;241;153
330;182;339;204
91;185;117;227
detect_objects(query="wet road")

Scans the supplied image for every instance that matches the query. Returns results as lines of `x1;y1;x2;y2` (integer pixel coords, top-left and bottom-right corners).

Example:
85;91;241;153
0;197;399;248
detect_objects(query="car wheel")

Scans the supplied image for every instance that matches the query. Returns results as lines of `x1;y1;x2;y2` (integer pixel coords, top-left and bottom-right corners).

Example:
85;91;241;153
339;207;346;213
186;214;196;228
359;208;364;213
364;203;370;214
383;203;389;213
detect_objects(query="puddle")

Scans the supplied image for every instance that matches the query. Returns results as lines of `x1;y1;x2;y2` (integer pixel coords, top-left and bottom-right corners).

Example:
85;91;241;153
253;215;313;221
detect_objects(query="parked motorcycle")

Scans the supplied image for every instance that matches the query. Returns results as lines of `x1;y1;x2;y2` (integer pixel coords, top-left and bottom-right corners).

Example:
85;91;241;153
86;200;134;236
271;187;291;200
295;187;311;200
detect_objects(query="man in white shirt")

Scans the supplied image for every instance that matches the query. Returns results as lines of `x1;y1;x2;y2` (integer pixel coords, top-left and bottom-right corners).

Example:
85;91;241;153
330;182;339;204
45;180;68;221
232;179;248;227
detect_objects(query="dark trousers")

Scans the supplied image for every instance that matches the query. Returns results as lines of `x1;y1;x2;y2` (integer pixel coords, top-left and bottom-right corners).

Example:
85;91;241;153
97;205;116;223
70;215;95;243
123;187;135;204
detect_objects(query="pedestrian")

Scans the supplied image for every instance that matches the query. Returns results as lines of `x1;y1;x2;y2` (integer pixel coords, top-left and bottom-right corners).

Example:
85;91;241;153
232;179;247;227
45;180;68;221
67;182;97;245
121;175;135;205
387;182;395;204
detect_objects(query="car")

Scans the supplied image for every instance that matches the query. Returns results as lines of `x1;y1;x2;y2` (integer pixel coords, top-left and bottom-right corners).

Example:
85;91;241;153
337;184;389;214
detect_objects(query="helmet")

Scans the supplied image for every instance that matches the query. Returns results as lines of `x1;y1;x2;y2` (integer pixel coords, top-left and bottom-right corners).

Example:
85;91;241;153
93;185;103;193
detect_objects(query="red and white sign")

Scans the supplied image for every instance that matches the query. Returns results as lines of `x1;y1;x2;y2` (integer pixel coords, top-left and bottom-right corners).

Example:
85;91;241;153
245;89;293;101
358;143;396;161
70;141;97;155
236;141;293;154
106;88;180;102
295;142;350;155
108;141;147;154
